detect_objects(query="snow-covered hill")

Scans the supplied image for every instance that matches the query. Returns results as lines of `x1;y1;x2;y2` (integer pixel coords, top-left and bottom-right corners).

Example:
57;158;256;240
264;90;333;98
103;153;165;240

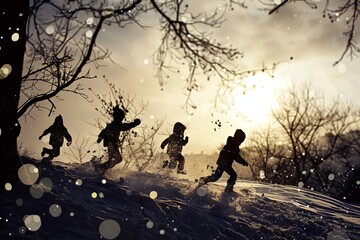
1;157;360;239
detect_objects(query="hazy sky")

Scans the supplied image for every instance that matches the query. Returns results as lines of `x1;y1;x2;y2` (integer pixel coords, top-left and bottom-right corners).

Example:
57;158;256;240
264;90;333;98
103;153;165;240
18;1;360;161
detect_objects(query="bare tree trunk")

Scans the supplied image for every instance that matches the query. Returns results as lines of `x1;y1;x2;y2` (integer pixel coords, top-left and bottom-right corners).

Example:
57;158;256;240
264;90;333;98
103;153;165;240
0;1;28;186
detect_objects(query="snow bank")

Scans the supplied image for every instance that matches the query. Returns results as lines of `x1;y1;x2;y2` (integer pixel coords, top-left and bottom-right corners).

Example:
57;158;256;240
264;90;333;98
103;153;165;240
1;157;359;239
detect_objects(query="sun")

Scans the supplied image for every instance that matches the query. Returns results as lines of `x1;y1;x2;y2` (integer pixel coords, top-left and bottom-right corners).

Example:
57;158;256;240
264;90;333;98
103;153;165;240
233;73;279;123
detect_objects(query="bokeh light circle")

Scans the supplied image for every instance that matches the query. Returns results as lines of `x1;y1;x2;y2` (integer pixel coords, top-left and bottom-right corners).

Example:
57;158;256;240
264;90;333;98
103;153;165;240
11;33;19;42
0;64;12;79
86;17;94;25
18;164;39;185
85;30;93;38
99;219;121;239
196;187;207;196
19;226;27;234
149;191;158;199
30;184;44;199
327;229;349;240
24;215;42;231
75;179;83;186
46;25;55;35
5;183;12;191
49;204;62;217
39;177;53;192
259;170;266;179
16;199;23;206
101;6;115;18
146;220;154;229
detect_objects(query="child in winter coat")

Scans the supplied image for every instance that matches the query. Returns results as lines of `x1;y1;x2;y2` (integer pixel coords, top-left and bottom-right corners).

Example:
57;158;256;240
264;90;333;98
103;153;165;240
199;129;248;192
96;106;141;174
161;122;189;174
39;115;72;160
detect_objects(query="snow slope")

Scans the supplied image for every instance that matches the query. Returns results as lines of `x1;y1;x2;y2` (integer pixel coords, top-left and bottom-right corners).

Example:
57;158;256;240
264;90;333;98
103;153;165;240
1;157;360;240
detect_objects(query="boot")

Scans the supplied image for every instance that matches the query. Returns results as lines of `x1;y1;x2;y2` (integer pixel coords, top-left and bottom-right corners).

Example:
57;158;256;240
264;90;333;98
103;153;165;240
41;148;46;157
198;177;207;186
162;160;169;168
97;165;106;175
177;169;187;175
225;185;234;192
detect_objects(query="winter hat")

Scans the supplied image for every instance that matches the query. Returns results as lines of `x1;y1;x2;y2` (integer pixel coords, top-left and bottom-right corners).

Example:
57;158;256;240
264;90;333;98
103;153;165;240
234;129;246;144
54;115;63;125
113;106;125;120
173;122;186;134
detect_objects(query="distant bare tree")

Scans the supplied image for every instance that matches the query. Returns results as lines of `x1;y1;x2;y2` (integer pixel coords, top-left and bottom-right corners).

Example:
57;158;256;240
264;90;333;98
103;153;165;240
347;130;360;156
64;134;93;165
244;125;287;182
252;82;360;188
122;120;164;172
18;141;35;158
90;80;163;172
1;0;280;184
263;0;360;65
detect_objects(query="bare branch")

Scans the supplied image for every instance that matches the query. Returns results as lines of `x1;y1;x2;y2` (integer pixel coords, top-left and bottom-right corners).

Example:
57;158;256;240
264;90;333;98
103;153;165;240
264;0;360;65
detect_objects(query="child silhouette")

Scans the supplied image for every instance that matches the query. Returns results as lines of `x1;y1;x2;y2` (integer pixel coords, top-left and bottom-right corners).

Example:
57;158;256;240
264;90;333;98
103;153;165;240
199;129;248;192
39;115;72;160
161;122;189;174
96;106;141;174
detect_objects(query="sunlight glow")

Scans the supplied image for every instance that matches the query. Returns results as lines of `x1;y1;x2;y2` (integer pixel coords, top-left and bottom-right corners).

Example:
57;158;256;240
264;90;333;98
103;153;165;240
234;73;279;123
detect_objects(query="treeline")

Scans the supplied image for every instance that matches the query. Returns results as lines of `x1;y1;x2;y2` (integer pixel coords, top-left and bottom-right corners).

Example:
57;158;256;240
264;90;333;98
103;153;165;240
25;81;359;203
242;82;360;203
